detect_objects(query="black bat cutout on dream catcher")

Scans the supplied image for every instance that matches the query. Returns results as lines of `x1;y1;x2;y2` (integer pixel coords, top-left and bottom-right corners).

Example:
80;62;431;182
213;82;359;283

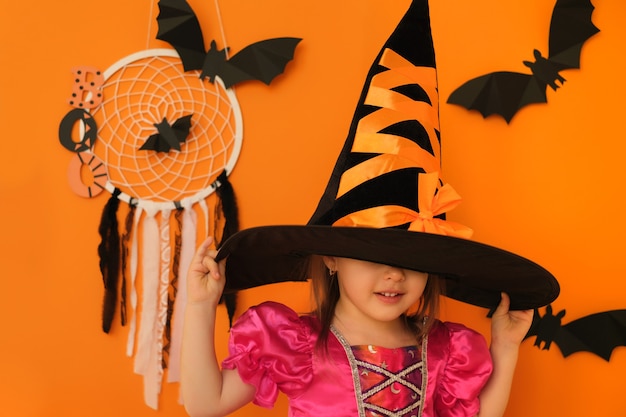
140;114;192;152
447;0;599;123
156;0;302;89
523;304;626;361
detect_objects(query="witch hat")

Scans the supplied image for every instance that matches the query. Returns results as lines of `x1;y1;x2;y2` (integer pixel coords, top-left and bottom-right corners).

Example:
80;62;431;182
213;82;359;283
216;0;559;310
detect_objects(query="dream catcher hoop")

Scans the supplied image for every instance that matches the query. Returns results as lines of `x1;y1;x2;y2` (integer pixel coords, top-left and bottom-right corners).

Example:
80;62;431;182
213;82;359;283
93;48;242;210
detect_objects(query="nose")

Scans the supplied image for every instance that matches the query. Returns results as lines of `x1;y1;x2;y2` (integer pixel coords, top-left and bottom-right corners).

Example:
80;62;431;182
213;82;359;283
385;266;405;282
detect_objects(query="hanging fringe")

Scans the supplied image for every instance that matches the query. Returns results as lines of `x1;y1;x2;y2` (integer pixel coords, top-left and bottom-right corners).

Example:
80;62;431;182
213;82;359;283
98;188;122;334
134;206;160;410
167;203;197;386
222;292;237;328
120;203;136;326
163;207;184;369
153;208;172;403
215;170;240;245
214;170;240;326
126;205;143;357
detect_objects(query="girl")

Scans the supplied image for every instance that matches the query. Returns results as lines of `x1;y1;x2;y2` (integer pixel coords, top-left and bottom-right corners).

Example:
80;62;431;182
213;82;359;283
181;237;535;417
180;0;559;415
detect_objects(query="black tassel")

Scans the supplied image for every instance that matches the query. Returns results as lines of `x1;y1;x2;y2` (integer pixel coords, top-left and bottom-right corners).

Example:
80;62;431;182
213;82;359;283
214;170;240;245
119;203;136;327
98;188;122;333
222;294;237;328
215;171;239;327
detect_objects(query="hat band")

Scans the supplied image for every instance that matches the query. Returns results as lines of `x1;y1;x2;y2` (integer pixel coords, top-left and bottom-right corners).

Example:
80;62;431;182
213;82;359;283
333;172;473;239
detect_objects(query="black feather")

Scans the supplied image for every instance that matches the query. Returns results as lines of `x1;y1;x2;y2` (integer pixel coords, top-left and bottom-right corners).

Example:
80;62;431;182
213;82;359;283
98;189;122;333
214;171;239;326
119;203;136;326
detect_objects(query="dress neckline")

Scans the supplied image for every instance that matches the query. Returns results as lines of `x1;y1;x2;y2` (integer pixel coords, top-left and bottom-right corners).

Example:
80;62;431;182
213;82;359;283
329;324;420;350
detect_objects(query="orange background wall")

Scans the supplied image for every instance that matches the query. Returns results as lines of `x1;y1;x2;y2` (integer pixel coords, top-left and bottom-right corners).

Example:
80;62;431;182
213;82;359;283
1;0;625;416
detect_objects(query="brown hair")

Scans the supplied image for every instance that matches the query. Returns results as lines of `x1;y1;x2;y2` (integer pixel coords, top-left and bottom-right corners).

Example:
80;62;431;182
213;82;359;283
307;255;443;351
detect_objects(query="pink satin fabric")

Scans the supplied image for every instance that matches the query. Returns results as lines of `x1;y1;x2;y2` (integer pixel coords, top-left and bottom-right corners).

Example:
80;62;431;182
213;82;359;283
222;302;492;417
351;345;424;414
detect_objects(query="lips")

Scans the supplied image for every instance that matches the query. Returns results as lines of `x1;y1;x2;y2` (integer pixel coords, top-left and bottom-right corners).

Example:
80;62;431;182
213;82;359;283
375;291;404;303
378;292;400;297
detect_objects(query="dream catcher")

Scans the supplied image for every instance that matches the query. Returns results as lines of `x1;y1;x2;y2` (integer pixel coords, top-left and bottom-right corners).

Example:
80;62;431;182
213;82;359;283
57;0;300;409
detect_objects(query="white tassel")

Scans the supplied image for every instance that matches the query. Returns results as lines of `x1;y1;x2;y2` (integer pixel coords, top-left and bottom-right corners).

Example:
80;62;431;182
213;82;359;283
133;203;161;409
199;198;209;238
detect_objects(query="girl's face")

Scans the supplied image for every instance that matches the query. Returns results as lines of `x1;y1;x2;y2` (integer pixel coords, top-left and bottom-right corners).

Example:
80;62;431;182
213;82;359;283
324;256;428;326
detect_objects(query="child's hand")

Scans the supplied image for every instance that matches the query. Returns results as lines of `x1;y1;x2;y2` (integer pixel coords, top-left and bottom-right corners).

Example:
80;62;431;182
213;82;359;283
490;292;534;352
187;236;226;307
478;294;533;417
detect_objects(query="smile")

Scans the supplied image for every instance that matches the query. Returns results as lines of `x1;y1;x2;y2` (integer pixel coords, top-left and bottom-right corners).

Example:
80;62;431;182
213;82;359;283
374;292;404;304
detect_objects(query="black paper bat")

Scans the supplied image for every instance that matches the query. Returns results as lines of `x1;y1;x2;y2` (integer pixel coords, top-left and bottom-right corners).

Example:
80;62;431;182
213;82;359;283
447;0;599;123
140;114;192;153
156;0;301;89
524;304;626;361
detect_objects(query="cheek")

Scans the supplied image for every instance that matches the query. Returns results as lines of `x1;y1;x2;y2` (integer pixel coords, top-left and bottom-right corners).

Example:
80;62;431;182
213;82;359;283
337;277;362;301
408;274;429;295
411;283;427;299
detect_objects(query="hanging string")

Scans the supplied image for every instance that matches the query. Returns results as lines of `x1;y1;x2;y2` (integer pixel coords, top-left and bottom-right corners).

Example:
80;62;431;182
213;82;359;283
146;0;156;50
213;0;229;59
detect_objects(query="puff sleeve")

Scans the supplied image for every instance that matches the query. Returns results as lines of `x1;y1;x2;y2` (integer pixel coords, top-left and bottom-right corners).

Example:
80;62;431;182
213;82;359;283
428;321;493;417
221;302;314;409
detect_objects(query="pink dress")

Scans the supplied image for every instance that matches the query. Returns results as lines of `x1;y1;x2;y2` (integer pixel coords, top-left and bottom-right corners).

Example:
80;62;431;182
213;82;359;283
222;302;492;417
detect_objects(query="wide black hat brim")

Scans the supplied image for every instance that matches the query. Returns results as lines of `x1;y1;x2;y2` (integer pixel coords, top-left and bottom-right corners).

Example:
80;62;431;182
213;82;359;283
216;225;559;310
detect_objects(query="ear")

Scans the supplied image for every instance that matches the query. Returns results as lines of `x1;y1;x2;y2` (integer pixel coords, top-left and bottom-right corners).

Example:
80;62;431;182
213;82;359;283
321;256;336;271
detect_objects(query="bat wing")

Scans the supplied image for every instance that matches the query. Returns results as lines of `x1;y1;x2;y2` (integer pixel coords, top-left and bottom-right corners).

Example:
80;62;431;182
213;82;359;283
523;308;542;340
547;0;600;71
447;71;548;123
140;133;172;153
553;310;626;361
156;0;206;71
171;114;193;142
140;114;192;153
218;37;302;88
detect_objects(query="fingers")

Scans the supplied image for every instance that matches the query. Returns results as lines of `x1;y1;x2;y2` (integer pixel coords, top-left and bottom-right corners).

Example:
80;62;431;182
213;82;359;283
496;292;533;316
189;236;223;279
192;236;214;264
201;250;222;280
493;292;510;315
